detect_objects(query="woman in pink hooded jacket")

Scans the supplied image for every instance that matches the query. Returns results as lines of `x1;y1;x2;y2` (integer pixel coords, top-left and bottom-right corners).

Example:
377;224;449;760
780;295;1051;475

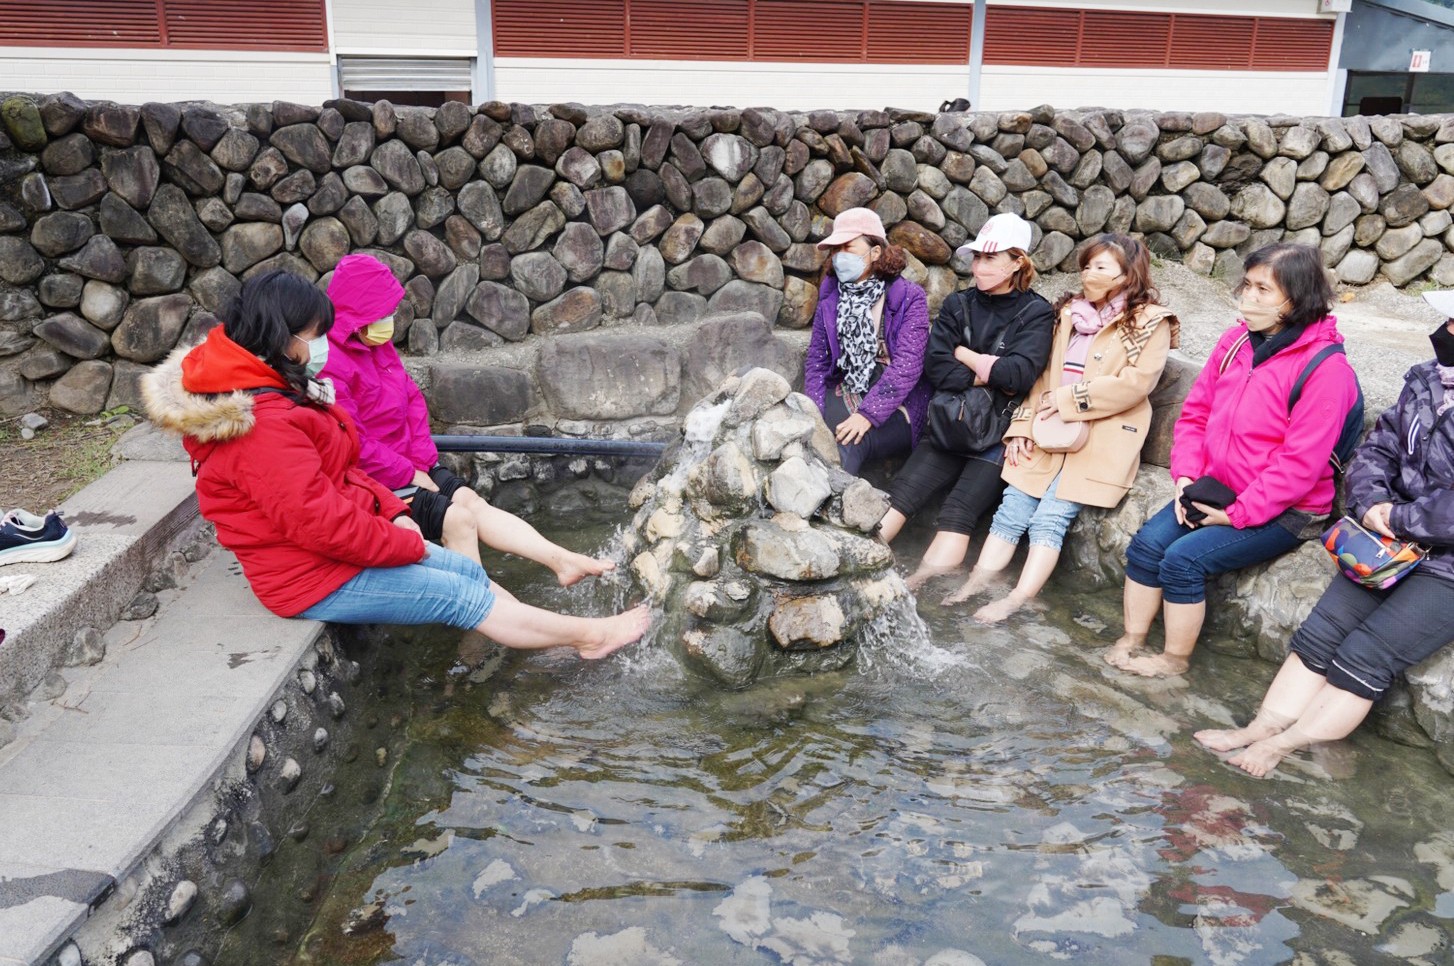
322;254;612;585
1107;243;1362;678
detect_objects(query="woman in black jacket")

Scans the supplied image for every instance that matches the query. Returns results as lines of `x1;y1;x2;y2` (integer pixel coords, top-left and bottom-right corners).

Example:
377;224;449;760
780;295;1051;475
879;214;1055;589
1195;290;1454;776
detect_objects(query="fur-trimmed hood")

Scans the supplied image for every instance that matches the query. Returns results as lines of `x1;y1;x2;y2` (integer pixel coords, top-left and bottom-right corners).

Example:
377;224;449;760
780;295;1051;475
142;343;261;445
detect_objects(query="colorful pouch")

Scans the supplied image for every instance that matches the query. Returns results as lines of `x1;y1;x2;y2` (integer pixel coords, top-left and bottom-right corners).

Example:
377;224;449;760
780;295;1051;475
1320;515;1427;591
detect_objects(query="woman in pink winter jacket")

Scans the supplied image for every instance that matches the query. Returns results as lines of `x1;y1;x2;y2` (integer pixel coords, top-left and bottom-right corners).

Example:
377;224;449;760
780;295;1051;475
1107;243;1362;678
322;254;612;585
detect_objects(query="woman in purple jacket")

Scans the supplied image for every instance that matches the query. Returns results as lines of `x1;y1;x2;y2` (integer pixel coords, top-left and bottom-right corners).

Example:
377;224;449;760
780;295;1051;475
804;208;931;476
1196;289;1454;777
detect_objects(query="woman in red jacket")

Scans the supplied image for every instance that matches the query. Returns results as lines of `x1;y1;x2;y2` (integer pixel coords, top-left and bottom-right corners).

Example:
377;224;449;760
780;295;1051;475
142;271;648;657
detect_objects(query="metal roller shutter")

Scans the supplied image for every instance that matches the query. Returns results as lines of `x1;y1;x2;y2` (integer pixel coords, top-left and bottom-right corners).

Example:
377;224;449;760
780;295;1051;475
338;57;475;92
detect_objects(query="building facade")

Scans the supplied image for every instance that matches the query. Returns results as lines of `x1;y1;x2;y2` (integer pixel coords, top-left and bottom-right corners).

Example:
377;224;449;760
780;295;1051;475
0;0;1447;115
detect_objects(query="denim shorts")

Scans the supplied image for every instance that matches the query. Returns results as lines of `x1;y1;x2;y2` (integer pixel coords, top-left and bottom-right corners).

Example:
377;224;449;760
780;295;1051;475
299;544;495;629
988;475;1083;551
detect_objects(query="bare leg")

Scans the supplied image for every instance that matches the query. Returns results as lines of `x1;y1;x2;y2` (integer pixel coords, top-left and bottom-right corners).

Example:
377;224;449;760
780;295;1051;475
905;531;971;591
975;544;1061;624
1120;601;1205;677
440;503;483;565
1107;578;1162;667
1195;655;1325;752
944;534;1016;604
475;595;651;659
455;488;614;586
1229;685;1373;778
879;508;907;544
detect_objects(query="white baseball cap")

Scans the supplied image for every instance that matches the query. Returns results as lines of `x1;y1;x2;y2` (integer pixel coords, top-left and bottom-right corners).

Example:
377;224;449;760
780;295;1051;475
1424;289;1454;319
956;212;1034;257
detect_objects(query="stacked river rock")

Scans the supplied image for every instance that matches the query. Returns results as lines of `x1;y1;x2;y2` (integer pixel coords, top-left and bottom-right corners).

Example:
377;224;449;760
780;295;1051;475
1;93;1453;424
622;368;908;687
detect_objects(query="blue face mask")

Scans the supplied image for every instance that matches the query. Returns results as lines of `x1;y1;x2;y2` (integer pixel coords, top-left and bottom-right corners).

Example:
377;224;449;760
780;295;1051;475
294;334;329;377
834;252;868;283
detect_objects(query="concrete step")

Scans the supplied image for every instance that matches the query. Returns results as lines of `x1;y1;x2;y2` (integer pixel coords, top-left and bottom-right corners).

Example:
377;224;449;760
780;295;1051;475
0;467;324;964
0;459;201;711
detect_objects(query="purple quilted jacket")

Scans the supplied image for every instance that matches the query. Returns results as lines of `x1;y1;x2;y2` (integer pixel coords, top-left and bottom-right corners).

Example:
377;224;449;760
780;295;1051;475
1346;360;1454;582
803;274;932;443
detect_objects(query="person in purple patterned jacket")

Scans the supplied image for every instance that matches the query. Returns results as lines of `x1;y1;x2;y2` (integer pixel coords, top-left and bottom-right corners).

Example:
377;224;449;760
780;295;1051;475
1196;289;1454;777
803;207;931;476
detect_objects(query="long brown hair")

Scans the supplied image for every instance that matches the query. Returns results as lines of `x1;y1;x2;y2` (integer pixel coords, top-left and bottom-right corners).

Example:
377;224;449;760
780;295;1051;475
1053;233;1158;319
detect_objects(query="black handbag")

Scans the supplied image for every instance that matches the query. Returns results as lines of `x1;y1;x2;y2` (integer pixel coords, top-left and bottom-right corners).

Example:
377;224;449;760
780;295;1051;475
927;385;1015;454
926;299;1031;455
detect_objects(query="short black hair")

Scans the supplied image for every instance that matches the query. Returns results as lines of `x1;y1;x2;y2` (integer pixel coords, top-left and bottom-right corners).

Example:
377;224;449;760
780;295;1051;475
1237;243;1333;334
222;271;335;391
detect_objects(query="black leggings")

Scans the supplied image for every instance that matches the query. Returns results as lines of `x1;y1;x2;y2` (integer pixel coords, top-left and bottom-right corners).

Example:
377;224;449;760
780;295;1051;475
1289;570;1454;700
887;440;1007;535
821;388;913;476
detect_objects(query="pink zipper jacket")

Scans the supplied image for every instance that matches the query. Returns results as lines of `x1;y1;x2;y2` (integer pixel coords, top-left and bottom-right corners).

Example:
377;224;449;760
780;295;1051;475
1170;315;1360;529
321;254;437;489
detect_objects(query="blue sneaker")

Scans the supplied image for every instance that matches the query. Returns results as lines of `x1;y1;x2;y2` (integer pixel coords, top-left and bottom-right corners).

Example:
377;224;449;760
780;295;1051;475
0;508;77;566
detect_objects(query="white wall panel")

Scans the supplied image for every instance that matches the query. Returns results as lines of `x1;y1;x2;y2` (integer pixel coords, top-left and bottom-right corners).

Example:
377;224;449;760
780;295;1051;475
0;48;334;103
332;0;476;56
979;66;1334;115
989;0;1325;16
496;58;970;112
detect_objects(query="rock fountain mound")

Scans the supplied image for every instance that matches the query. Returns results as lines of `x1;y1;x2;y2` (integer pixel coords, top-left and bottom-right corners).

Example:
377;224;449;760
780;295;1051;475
622;366;912;687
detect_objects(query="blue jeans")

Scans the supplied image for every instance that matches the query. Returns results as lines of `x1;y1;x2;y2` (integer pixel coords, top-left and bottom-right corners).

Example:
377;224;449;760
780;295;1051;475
300;544;495;629
989;475;1083;551
1124;500;1302;605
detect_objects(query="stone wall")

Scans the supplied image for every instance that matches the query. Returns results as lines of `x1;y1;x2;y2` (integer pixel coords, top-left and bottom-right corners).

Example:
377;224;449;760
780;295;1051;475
2;93;1454;424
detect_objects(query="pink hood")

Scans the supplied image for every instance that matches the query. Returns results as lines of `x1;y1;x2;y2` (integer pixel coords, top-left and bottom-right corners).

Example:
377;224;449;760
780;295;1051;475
320;254;436;488
1171;315;1361;529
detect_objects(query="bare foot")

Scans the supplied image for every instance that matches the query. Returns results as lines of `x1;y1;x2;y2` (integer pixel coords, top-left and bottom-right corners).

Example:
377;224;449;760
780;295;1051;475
1228;733;1299;778
1117;652;1189;678
974;593;1027;624
1103;633;1146;668
576;605;651;659
942;569;995;605
556;552;616;587
905;564;956;592
1194;712;1290;753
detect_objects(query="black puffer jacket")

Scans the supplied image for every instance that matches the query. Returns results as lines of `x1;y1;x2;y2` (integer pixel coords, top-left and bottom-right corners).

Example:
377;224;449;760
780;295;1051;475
924;287;1055;398
1346;361;1454;582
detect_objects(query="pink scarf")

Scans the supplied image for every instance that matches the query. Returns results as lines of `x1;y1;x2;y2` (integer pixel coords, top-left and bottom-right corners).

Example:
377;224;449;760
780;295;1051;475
1069;293;1127;335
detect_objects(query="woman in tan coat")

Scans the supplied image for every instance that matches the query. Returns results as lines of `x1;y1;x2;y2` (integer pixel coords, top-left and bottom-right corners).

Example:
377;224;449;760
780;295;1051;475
946;234;1177;622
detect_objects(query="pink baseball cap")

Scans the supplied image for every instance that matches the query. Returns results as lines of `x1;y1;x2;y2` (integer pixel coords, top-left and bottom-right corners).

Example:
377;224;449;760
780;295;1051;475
817;207;887;249
957;212;1034;256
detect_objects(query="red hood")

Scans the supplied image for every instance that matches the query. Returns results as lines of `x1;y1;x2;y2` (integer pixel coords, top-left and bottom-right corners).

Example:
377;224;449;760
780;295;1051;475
181;327;288;394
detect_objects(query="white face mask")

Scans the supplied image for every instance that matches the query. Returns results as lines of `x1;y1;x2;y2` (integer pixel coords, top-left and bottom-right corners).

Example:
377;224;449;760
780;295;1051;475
834;251;869;283
293;334;329;377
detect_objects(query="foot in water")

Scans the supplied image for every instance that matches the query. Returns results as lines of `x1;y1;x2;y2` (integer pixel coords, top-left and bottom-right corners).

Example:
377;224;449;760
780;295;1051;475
942;569;995;605
576;604;651;659
557;552;616;587
905;564;956;593
1103;633;1145;668
1194;713;1291;753
974;592;1027;624
1228;732;1302;778
1117;652;1189;678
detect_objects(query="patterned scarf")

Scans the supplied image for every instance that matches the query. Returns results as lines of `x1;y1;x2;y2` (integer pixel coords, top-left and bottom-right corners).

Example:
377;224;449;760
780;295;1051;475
835;276;886;396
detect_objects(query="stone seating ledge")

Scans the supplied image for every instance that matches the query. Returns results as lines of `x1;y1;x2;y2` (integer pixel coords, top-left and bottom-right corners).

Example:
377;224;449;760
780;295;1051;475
0;432;327;964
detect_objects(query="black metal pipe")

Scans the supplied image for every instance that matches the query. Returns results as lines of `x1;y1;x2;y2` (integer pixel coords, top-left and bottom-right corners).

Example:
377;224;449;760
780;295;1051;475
431;434;669;458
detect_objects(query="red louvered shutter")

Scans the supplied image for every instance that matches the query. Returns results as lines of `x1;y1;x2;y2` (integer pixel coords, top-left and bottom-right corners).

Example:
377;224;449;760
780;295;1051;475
753;0;866;62
494;0;627;58
630;0;749;59
164;0;328;51
1169;14;1254;71
866;1;970;65
983;6;1080;67
1251;17;1334;71
0;0;162;47
1079;10;1168;69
